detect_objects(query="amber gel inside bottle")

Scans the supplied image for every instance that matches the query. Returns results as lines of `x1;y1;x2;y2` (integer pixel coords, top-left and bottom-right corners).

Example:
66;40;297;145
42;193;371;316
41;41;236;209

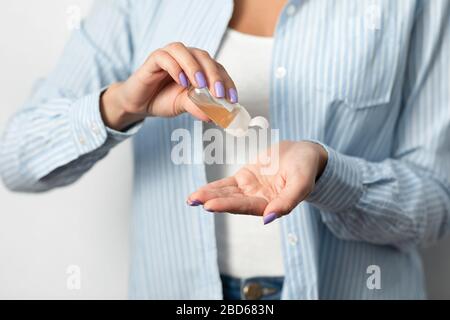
187;87;268;137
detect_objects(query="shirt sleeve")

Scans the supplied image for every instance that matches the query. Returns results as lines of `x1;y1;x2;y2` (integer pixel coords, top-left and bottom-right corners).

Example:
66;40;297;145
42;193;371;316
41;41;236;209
306;0;450;250
0;0;139;192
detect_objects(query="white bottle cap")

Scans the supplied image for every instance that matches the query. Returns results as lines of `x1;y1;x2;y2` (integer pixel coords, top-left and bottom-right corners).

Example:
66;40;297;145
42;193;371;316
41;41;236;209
225;105;270;137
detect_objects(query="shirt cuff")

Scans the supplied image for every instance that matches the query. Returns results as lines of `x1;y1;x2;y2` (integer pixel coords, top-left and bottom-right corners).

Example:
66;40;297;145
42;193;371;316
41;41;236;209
69;90;142;155
105;122;143;143
306;142;364;213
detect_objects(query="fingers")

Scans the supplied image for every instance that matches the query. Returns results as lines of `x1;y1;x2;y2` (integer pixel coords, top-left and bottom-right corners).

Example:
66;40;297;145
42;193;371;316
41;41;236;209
218;62;238;103
163;42;206;88
137;49;186;87
200;176;237;189
187;177;239;204
262;176;313;222
141;42;239;101
189;186;242;203
204;196;268;216
190;50;238;102
186;174;266;216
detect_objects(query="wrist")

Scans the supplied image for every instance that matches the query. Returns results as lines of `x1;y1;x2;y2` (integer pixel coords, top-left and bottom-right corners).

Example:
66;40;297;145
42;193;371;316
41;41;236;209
316;144;328;180
100;83;145;131
303;141;328;180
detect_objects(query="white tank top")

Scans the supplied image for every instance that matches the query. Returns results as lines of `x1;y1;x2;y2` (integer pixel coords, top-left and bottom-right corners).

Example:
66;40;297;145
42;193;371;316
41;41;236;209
204;29;284;278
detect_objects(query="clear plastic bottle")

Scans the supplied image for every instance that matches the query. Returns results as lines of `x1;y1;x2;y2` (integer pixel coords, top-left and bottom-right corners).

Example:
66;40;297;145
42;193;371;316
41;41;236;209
188;87;269;137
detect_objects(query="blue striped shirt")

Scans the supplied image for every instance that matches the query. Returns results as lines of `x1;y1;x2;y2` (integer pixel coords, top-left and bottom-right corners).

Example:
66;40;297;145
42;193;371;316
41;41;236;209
1;0;450;299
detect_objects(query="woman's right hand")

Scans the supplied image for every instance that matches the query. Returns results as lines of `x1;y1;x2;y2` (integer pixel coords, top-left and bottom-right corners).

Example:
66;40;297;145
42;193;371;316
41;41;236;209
100;42;238;131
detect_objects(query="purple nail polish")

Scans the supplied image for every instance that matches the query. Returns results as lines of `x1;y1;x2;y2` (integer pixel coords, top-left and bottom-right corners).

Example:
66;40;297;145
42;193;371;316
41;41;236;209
195;71;207;88
229;88;238;103
178;72;189;88
214;81;225;98
188;200;203;206
205;208;216;213
263;212;278;225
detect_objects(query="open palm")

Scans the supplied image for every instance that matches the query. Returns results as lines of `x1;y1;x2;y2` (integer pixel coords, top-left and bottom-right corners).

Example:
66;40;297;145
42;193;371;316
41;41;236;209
188;141;328;222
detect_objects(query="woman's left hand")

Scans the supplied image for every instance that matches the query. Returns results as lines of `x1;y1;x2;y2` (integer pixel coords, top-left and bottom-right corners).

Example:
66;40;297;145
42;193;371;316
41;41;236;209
187;141;328;224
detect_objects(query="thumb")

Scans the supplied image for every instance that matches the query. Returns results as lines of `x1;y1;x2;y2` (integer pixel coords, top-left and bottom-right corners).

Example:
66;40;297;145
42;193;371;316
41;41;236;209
262;178;312;225
177;91;211;122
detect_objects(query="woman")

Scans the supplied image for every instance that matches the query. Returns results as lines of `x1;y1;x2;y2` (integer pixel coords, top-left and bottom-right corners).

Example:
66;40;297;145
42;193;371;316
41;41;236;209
1;0;450;299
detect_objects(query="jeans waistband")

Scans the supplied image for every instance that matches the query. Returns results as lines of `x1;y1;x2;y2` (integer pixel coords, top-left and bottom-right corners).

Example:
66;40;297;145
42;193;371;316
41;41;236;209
220;274;284;300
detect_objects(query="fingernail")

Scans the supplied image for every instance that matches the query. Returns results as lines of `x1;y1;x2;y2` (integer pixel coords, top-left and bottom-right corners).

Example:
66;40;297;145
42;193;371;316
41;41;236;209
195;71;207;88
214;81;225;98
229;88;238;103
187;200;203;206
263;212;278;225
204;207;216;213
178;72;189;88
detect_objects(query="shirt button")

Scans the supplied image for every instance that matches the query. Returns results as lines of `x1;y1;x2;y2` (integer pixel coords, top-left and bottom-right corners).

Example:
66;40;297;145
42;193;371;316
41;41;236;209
90;122;100;135
78;136;86;145
286;4;297;16
288;233;298;245
275;67;287;79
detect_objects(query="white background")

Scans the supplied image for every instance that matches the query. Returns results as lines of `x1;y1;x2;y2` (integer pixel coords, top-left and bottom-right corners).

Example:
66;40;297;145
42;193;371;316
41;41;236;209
0;0;132;299
0;0;449;299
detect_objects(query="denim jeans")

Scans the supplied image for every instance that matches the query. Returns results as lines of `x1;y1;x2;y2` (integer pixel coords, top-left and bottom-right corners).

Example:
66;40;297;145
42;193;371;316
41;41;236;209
221;274;284;300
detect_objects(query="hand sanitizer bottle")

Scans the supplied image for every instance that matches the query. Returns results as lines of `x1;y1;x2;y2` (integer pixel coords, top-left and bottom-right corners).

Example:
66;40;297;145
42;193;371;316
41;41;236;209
188;87;269;137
